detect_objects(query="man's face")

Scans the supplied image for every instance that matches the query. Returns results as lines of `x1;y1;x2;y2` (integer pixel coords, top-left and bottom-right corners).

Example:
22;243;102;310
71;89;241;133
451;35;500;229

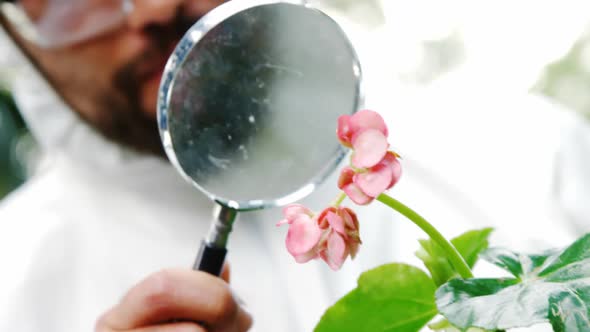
5;0;226;155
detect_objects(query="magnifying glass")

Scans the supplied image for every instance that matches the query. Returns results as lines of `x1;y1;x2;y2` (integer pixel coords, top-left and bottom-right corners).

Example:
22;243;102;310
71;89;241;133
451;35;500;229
158;0;362;276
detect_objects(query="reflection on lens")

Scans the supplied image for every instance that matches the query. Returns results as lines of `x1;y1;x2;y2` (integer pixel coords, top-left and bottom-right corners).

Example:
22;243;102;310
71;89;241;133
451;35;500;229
160;2;361;209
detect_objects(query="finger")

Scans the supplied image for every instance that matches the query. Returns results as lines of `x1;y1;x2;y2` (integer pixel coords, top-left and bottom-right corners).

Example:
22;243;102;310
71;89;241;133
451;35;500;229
95;311;209;332
131;322;206;332
103;268;244;330
220;263;230;283
215;305;253;332
236;306;253;332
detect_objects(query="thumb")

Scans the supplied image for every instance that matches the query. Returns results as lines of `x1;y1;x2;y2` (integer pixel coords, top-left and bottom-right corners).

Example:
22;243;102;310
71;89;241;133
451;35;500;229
221;263;230;283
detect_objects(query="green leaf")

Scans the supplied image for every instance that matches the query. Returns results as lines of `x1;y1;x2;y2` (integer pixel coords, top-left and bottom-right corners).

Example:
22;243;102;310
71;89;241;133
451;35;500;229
436;233;590;331
428;318;490;332
416;228;493;286
315;263;437;332
480;247;558;279
548;286;590;332
416;239;457;287
452;228;494;268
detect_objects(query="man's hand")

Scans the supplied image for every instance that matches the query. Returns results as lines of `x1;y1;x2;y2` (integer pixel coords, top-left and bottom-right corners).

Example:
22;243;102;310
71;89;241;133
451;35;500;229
95;267;252;332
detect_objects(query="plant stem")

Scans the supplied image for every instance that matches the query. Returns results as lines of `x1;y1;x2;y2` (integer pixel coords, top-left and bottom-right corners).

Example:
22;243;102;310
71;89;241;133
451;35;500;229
332;192;347;207
376;193;473;279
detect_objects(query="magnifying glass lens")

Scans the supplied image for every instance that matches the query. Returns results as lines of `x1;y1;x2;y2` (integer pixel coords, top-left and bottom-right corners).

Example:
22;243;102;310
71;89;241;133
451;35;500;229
165;2;360;209
158;1;362;276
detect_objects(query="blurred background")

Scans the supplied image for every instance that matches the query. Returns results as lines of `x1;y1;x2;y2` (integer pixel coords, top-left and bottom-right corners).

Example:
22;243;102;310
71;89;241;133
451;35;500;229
0;85;34;199
2;0;590;199
2;0;590;253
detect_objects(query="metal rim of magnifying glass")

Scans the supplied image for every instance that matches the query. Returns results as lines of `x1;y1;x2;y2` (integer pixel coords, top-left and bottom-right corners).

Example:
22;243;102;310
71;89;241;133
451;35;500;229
157;0;365;211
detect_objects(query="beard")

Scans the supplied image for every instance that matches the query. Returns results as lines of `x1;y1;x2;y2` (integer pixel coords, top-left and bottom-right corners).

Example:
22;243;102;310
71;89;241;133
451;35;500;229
92;11;198;157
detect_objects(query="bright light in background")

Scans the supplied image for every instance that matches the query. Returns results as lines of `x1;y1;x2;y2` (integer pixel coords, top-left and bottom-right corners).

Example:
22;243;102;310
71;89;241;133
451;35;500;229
356;3;590;307
375;0;590;90
460;1;590;90
380;0;460;42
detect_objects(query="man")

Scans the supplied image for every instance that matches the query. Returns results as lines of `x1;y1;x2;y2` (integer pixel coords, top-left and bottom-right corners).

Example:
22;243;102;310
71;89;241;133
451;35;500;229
0;1;397;331
0;1;252;331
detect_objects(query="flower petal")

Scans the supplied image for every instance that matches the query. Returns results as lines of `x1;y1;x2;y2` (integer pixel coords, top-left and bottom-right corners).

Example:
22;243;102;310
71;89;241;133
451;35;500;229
322;232;348;271
380;152;402;189
317;206;336;229
354;162;393;198
350;109;388;137
388;157;402;189
338;167;355;190
285;216;322;258
276;219;289;227
283;204;313;220
351;129;388;168
326;211;345;234
341;207;359;231
293;250;319;263
279;204;315;227
341;181;374;205
337;115;353;147
348;239;360;259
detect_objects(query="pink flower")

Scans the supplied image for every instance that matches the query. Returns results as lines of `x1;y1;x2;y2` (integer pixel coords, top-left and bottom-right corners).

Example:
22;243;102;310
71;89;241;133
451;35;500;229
338;110;389;168
276;204;314;226
338;152;402;205
336;109;402;204
277;204;362;270
277;109;397;270
316;206;361;270
277;204;322;263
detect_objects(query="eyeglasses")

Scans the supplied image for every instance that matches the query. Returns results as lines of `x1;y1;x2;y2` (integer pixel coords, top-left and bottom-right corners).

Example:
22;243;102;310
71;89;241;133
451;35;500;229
0;0;134;48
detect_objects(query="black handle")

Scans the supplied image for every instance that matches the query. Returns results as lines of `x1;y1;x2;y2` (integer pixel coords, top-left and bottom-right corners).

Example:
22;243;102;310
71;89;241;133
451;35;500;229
193;240;227;276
